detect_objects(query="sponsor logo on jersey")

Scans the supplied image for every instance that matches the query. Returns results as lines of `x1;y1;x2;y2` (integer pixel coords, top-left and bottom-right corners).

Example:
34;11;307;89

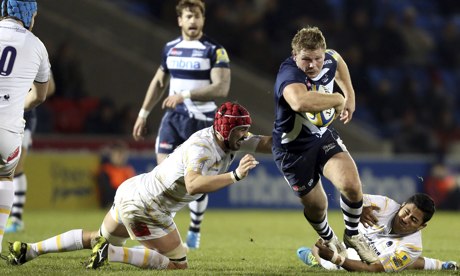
192;49;204;57
323;59;332;65
307;179;314;186
170;48;183;56
168;58;201;70
391;251;411;268
321;74;330;84
216;48;230;64
322;143;336;154
386;241;393;247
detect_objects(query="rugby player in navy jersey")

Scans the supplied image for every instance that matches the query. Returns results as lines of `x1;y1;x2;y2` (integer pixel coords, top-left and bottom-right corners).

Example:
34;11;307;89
271;26;377;263
132;0;230;249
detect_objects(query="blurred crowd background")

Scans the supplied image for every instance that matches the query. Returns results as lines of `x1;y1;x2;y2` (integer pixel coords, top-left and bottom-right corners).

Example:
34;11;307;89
35;0;459;158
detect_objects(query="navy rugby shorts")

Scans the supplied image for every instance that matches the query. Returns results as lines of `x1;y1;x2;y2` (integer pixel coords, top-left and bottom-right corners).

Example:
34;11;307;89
273;130;346;197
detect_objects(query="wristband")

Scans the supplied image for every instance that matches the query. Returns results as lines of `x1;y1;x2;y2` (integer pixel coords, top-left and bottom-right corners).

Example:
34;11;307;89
331;251;346;266
229;171;237;183
330;251;338;264
232;170;241;181
181;90;191;99
138;108;150;119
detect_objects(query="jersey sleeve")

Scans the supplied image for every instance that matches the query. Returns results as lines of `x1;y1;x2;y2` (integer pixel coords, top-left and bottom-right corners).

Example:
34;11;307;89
325;49;340;61
211;46;230;68
160;44;169;73
275;60;306;98
34;39;51;83
379;244;422;272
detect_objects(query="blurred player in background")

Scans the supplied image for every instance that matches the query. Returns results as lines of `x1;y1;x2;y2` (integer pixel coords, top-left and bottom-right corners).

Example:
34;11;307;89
132;0;230;249
5;73;55;233
297;193;458;272
8;102;272;270
271;26;377;263
0;0;51;252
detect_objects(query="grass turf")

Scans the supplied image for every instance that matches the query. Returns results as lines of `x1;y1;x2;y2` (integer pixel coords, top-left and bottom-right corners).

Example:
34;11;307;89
1;209;459;275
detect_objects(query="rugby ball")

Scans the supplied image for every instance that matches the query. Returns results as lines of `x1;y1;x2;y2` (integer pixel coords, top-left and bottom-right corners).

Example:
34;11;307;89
304;85;336;127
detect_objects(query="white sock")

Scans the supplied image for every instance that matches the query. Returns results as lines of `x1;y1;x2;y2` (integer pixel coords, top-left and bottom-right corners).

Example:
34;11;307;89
108;245;170;269
0;180;14;252
11;173;27;221
423;257;442;270
30;229;84;259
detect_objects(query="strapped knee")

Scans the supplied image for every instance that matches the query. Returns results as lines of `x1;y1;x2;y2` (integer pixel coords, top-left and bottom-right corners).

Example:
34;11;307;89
99;223;127;246
163;243;187;263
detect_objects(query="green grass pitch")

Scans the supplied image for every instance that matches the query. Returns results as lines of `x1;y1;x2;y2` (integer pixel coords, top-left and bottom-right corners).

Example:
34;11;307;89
1;209;458;275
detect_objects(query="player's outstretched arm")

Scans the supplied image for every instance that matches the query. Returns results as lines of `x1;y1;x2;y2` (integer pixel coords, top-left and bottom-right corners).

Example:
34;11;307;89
185;154;259;195
315;239;385;272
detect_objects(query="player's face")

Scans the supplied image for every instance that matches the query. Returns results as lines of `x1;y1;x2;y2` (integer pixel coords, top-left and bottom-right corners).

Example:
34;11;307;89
227;127;250;151
293;48;325;78
392;203;427;235
178;7;204;41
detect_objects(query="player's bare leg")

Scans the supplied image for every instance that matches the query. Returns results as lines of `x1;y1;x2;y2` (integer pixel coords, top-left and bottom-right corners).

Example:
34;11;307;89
300;183;346;256
323;152;377;263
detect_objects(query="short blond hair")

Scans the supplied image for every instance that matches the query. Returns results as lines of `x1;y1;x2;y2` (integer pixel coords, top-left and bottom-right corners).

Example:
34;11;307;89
291;27;326;54
176;0;205;17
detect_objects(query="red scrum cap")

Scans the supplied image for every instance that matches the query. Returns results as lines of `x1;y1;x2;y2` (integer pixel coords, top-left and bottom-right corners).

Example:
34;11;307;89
214;102;252;141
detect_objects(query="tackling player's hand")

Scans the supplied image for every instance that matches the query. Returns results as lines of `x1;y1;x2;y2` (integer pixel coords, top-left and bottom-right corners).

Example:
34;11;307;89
162;94;184;109
132;117;147;141
360;205;380;228
235;154;259;180
315;238;335;261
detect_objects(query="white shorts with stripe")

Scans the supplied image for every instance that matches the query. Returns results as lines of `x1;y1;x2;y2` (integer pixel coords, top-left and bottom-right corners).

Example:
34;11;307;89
111;177;177;241
0;128;23;179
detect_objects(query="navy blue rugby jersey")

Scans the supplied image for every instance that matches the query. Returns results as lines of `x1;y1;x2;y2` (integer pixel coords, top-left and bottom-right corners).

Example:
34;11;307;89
160;35;230;119
272;49;339;151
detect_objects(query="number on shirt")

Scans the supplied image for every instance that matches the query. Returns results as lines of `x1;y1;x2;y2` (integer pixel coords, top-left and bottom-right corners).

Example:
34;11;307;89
0;46;17;76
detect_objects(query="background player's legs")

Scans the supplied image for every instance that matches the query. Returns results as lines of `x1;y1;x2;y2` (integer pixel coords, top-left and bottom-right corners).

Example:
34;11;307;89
6;146;28;233
186;193;208;249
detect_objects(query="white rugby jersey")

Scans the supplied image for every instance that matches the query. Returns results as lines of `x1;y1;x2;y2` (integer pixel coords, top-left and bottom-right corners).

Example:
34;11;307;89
161;35;230;120
0;19;50;133
135;127;259;213
360;194;423;272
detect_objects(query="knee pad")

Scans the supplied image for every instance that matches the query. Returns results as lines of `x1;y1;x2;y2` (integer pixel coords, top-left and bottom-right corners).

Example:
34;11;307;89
163;243;187;262
99;223;127;246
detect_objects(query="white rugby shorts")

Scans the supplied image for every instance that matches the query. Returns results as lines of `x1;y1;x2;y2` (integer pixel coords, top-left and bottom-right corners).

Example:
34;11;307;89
112;177;177;241
0;128;23;178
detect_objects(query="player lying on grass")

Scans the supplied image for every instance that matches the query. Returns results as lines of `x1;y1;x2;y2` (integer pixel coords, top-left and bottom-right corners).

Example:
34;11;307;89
6;102;272;270
296;193;458;272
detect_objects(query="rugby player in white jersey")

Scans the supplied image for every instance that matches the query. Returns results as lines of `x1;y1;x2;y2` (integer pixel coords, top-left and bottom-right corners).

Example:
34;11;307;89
0;0;50;252
132;0;231;250
5;73;54;233
7;102;272;270
297;193;458;272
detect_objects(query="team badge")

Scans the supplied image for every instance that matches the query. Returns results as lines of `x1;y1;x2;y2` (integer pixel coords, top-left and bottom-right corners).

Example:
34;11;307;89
216;49;230;64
